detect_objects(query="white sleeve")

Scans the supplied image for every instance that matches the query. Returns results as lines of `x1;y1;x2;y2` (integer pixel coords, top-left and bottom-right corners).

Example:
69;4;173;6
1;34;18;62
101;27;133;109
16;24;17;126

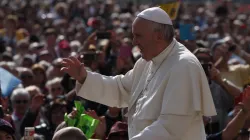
75;59;145;108
75;70;133;108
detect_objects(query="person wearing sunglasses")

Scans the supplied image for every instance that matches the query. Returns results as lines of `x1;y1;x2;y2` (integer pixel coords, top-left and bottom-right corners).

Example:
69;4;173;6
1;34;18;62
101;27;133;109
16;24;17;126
19;68;34;88
10;88;30;140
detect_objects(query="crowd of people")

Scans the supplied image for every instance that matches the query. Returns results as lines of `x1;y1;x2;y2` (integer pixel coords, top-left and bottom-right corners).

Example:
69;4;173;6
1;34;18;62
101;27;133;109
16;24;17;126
1;0;250;139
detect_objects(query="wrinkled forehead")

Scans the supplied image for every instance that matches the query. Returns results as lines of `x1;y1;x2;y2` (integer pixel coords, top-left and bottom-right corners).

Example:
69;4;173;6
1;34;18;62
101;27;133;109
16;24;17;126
132;17;150;32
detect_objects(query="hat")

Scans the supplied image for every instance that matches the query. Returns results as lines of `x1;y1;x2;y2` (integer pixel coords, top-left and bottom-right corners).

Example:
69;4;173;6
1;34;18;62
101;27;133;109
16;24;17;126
87;17;101;27
58;40;70;50
137;7;172;25
0;118;15;135
107;121;128;138
29;42;44;51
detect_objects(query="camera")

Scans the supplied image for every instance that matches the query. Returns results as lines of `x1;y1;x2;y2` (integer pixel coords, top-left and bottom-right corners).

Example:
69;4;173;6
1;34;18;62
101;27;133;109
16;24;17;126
96;31;111;39
201;63;212;84
82;52;99;61
201;63;212;77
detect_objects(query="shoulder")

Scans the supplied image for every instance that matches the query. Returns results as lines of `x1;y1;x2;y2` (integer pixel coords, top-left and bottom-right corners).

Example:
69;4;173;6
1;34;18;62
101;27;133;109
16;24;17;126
133;57;148;71
229;64;250;72
172;41;200;66
134;58;147;66
173;49;201;71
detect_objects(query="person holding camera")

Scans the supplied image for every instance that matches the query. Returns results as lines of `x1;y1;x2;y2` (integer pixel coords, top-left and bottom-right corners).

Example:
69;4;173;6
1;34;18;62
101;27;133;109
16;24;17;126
194;47;241;133
61;7;216;140
211;37;250;89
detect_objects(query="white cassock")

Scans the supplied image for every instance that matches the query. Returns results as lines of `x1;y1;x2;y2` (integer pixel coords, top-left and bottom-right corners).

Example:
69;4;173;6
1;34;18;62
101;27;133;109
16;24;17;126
76;38;216;140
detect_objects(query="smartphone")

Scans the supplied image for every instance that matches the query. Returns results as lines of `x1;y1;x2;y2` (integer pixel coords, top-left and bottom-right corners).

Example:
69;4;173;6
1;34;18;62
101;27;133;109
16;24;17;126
83;52;98;61
201;63;212;77
96;32;111;39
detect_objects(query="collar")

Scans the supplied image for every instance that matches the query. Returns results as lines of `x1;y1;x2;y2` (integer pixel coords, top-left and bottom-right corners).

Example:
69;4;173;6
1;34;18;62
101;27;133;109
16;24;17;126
151;38;176;66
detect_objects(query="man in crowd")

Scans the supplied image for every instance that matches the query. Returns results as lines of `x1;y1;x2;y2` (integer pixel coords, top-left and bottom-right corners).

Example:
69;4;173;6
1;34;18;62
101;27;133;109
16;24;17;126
52;127;87;140
61;7;216;139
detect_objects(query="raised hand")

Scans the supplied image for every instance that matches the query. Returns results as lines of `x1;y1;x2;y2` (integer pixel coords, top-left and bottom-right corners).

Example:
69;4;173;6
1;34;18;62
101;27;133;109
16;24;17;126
68;108;78;119
61;56;87;84
209;65;222;83
86;110;107;139
242;86;250;111
85;109;99;119
95;116;106;139
87;32;97;45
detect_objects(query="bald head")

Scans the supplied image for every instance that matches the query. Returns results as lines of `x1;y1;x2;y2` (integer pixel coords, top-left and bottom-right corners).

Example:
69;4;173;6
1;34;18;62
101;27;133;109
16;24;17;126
52;127;87;140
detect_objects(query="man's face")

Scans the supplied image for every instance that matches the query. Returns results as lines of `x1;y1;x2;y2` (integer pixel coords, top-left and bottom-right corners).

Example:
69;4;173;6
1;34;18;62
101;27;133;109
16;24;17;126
213;44;232;64
49;83;63;98
132;18;156;61
33;69;45;85
13;95;29;114
20;71;34;87
46;34;57;47
0;131;13;140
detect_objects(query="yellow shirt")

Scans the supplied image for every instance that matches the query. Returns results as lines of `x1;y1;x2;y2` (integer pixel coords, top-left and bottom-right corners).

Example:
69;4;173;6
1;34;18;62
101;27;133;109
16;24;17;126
221;64;250;88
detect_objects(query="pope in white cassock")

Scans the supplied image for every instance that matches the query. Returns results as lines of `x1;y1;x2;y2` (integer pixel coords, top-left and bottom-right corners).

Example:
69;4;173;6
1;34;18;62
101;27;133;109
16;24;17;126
61;7;217;140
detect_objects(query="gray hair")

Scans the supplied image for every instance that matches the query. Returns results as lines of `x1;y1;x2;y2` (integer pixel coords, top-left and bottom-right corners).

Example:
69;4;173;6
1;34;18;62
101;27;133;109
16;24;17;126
150;21;175;42
10;88;30;102
46;77;62;88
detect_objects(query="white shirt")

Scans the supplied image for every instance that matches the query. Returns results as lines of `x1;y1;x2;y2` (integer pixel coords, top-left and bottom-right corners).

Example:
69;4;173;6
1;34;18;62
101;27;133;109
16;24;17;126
76;39;216;140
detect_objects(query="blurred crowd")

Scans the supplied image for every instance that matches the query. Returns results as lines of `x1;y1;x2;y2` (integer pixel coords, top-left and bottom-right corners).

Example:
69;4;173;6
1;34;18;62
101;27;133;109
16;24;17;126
1;0;250;140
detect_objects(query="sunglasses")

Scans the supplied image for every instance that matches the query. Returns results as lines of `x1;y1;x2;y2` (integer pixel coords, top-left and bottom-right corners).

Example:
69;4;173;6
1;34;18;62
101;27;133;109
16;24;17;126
51;87;62;92
15;100;28;104
21;75;33;79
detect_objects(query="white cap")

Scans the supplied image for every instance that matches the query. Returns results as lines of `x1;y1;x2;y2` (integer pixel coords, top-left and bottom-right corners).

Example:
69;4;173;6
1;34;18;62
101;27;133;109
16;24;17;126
137;7;173;25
